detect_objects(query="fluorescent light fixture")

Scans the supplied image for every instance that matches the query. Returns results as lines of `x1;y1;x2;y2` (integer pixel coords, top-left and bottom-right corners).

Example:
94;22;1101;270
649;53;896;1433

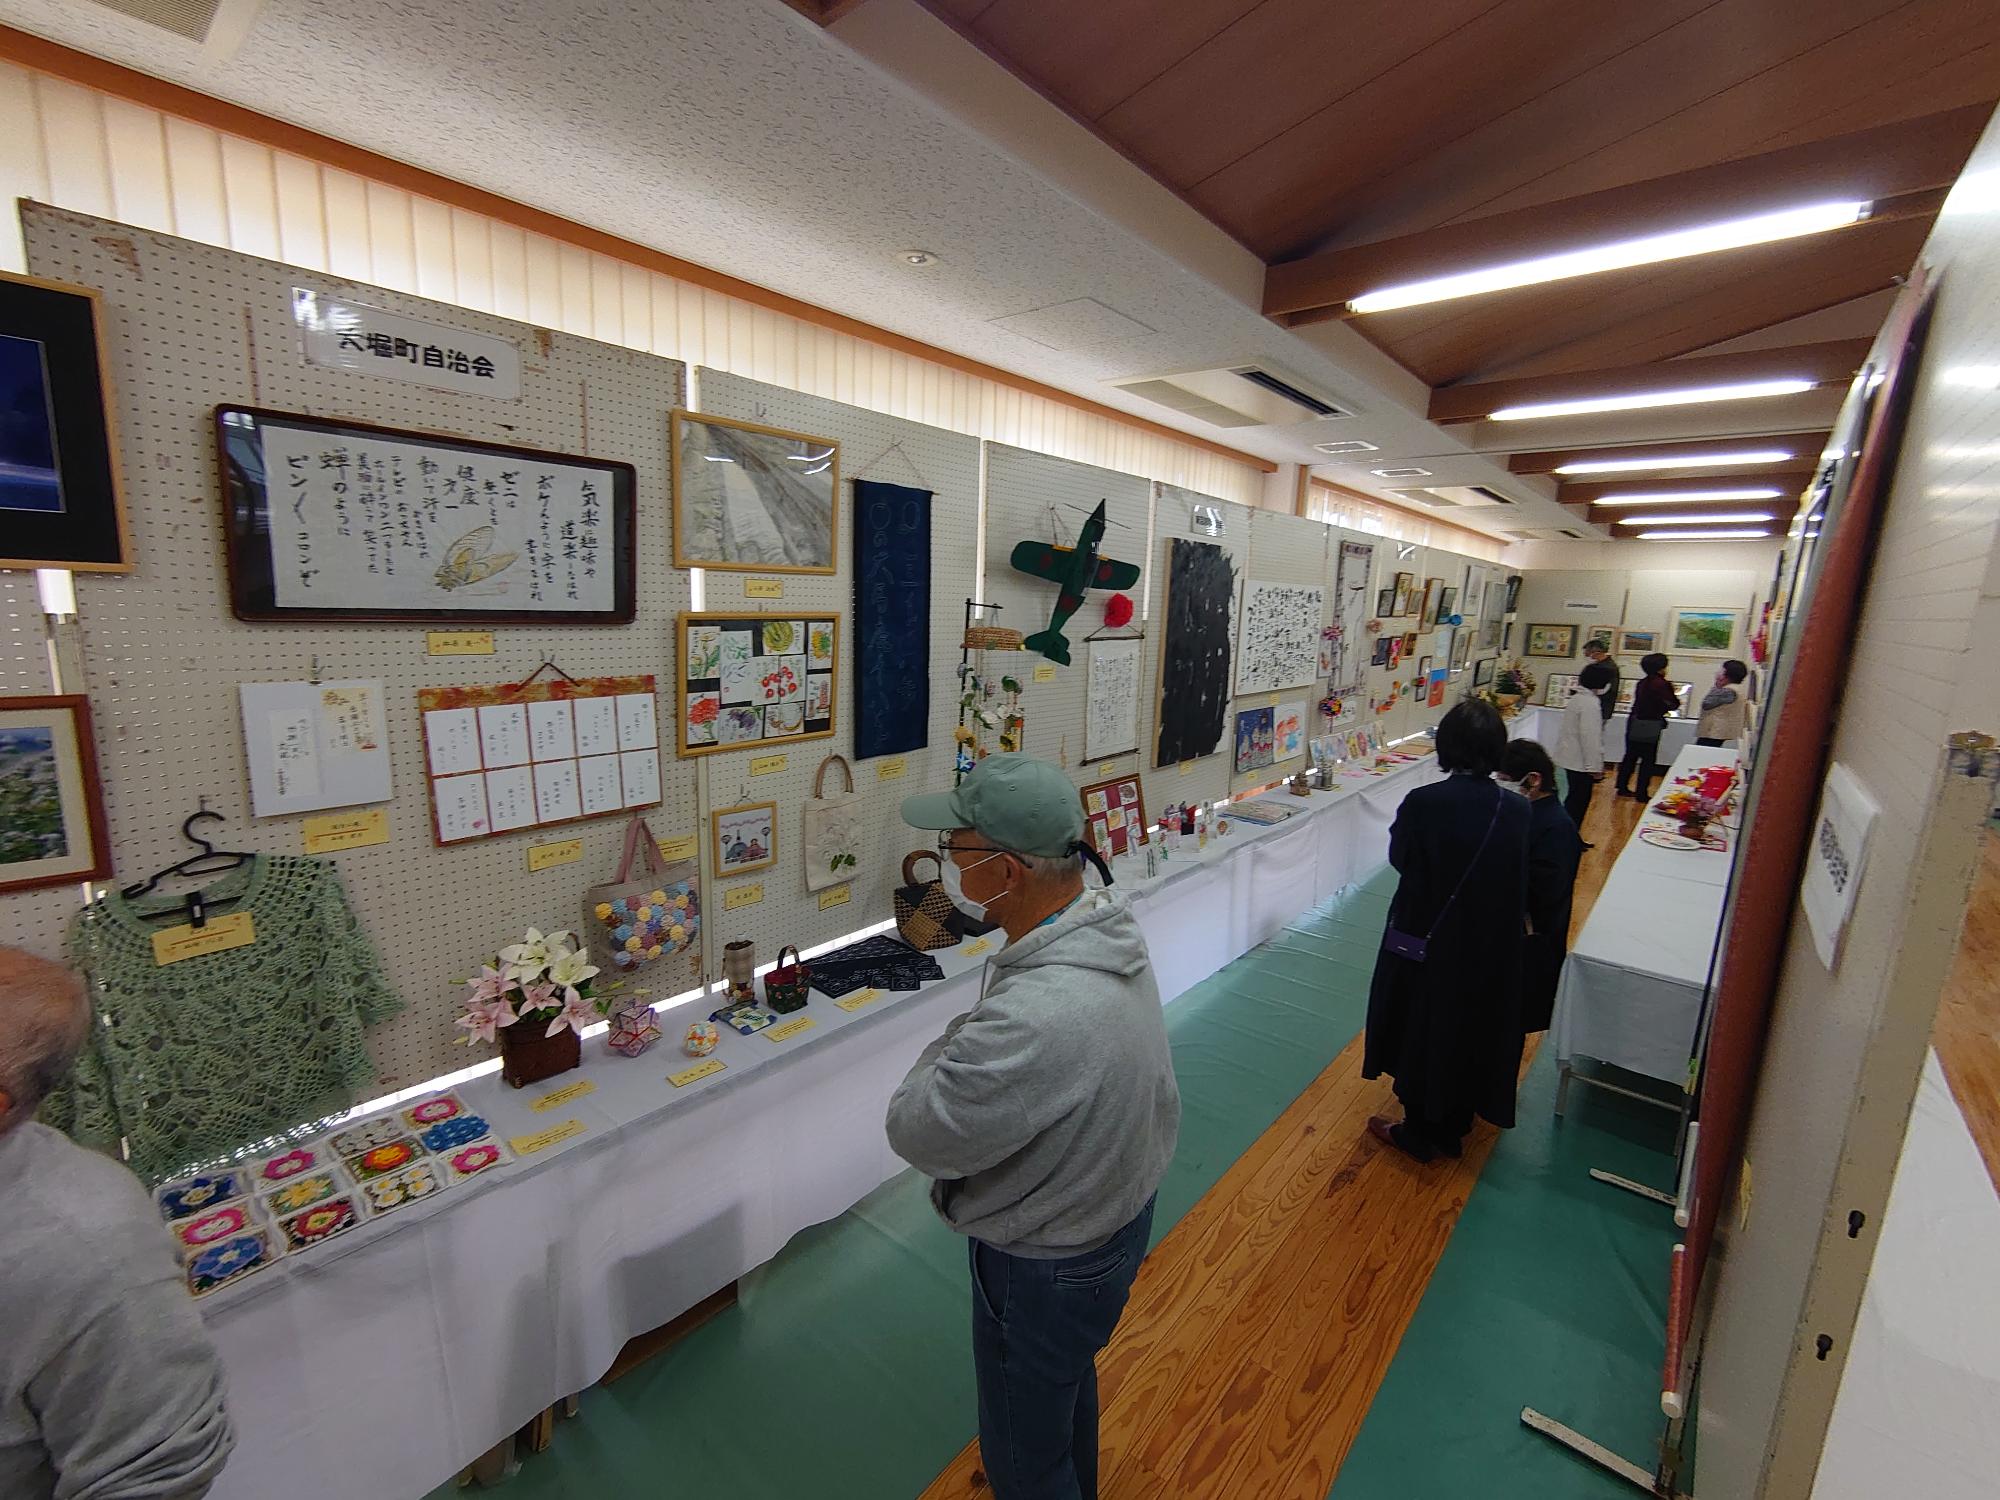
1613;511;1776;526
1553;447;1793;475
1593;488;1783;505
1489;379;1816;421
1633;528;1774;540
1944;365;2000;389
1347;201;1869;314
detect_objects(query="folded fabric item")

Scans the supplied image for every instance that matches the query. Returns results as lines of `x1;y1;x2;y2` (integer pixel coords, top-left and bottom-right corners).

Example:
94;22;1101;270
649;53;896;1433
806;935;945;998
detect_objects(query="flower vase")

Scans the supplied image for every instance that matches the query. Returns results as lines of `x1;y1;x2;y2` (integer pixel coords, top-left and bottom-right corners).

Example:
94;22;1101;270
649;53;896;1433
499;1021;582;1088
1493;692;1522;718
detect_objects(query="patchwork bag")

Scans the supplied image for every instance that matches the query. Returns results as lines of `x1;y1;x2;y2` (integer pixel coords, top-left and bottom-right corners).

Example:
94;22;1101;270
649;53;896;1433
802;754;863;893
894;851;961;951
584;817;701;977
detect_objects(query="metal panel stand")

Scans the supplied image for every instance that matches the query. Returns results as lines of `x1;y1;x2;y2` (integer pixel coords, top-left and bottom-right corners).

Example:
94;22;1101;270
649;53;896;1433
1520;1408;1696;1498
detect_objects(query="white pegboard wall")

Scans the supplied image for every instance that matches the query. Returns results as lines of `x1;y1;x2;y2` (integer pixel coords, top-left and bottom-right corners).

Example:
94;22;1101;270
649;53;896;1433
690;369;980;965
18;205;691;1090
981;444;1153;796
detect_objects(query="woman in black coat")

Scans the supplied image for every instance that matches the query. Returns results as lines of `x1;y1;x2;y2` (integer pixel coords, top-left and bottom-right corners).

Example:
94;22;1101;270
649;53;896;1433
1363;699;1531;1162
1499;738;1585;1033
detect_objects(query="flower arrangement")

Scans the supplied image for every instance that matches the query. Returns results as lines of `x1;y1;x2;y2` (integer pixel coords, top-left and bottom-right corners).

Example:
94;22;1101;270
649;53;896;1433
1480;659;1537;716
455;926;621;1046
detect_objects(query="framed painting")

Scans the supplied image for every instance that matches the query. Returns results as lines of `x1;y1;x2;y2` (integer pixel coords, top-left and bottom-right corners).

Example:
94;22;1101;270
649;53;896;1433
1419;577;1441;625
0;695;112;892
0;273;131;572
1391;572;1414;616
712;800;777;877
671;409;839;574
218;406;636;623
1079;773;1148;861
1450;629;1471;671
1618;628;1659;655
1544;672;1579;705
1232;706;1274;775
1472;656;1496;687
1376;587;1393;618
1666;607;1746;657
1416;655;1433;684
1437;585;1457;622
1525;622;1577;657
1154;537;1237;767
678;612;838;757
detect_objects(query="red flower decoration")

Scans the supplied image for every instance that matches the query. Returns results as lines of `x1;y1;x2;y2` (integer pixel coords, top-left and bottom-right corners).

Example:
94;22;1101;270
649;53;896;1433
1103;593;1134;629
360;1142;414;1173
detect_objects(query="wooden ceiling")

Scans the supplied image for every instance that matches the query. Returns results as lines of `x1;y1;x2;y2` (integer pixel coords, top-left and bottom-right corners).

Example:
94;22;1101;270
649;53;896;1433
898;0;2000;528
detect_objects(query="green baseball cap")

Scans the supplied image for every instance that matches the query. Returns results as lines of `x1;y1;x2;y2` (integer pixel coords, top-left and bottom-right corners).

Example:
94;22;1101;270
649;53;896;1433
901;753;1084;859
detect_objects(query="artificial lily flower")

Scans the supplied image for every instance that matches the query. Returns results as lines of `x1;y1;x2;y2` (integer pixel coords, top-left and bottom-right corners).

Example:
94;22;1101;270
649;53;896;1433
498;927;574;983
464;965;509;1005
454;995;517;1045
546;949;600;1006
545;989;602;1039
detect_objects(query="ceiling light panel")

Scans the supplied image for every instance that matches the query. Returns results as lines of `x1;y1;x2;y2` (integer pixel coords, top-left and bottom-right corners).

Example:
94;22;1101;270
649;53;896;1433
1634;528;1775;540
1346;201;1869;314
1554;448;1794;475
1488;379;1817;421
1593;488;1783;505
1611;511;1776;525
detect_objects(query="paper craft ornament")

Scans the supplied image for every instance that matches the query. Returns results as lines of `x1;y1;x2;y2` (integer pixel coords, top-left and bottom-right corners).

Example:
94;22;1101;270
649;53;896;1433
606;1000;664;1057
682;1021;720;1056
1103;592;1134;629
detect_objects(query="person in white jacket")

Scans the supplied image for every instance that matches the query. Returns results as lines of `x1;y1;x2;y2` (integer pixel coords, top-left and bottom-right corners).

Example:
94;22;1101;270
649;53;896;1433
1552;660;1614;846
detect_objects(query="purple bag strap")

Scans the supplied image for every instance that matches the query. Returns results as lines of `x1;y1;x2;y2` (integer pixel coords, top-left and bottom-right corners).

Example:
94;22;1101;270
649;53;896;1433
614;816;668;883
1417;790;1505;940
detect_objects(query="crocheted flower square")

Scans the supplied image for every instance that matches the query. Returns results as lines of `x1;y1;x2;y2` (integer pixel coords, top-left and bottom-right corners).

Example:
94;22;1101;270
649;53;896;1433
400;1093;467;1130
261;1171;340;1218
343;1137;424;1182
361;1161;445;1216
157;1172;246;1221
444;1141;510;1182
186;1232;273;1296
420;1115;489;1152
175;1203;252;1250
279;1197;360;1252
257;1146;321;1183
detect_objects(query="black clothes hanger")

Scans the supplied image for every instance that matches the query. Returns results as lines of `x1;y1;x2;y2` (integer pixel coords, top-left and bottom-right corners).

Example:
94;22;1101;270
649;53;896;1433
121;807;256;927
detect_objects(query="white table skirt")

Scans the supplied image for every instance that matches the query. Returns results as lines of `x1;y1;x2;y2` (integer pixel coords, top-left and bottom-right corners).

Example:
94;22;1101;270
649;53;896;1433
1550;745;1740;1083
1521;704;1707;769
200;752;1445;1500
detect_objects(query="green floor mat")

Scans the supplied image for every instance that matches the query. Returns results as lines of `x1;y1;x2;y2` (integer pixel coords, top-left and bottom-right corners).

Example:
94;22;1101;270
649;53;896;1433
1329;1050;1682;1499
440;872;1398;1499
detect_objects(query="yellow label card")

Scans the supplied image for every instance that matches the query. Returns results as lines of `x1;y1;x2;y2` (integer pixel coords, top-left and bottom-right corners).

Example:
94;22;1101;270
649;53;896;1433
669;1057;726;1088
1180;760;1194;776
426;630;495;655
961;938;994;958
724;883;765;911
749;754;787;776
658;833;698;862
835;988;885;1013
151;911;256;967
529;1078;597;1113
510;1119;586;1155
765;1015;817;1044
876;757;907;780
818;884;852;911
744;578;784;598
526;837;584;872
301;808;389;855
1033;664;1057;683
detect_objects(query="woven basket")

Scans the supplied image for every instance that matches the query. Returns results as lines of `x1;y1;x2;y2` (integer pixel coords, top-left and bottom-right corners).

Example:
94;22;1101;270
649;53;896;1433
962;625;1025;650
894;851;962;951
762;945;812;1014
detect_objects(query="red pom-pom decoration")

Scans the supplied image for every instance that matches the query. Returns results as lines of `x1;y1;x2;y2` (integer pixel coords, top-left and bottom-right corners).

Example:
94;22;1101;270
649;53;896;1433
1104;593;1135;629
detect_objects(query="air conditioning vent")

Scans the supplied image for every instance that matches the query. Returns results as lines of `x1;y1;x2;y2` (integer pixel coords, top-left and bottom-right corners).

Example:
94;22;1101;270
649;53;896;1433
1113;362;1355;430
1231;367;1350;418
1314;439;1379;455
1371;466;1433;480
84;0;225;41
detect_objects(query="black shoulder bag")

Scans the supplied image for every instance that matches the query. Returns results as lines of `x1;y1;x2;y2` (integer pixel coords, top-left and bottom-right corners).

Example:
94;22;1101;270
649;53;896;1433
1382;793;1504;963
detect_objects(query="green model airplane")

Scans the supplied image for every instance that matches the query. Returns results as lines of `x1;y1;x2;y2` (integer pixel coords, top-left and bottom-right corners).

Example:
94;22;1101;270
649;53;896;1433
1008;499;1140;665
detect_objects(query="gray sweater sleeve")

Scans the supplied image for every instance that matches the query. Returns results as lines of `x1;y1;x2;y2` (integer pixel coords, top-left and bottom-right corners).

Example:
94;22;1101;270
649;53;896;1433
885;1002;1050;1181
1700;685;1735;712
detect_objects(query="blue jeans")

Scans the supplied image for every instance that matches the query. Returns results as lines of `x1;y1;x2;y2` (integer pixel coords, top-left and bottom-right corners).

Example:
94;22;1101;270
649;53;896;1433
969;1197;1156;1500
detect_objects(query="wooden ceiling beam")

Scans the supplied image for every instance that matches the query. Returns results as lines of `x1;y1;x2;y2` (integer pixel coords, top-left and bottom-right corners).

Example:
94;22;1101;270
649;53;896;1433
1428;339;1872;425
1263;105;1988;323
1508;431;1831;475
1561;469;1815;507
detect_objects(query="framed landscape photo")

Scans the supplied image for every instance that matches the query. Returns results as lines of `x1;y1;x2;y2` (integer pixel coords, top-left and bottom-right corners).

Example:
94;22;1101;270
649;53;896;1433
1618;628;1659;655
1525;622;1577;657
0;272;131;572
1666;606;1746;657
0;695;112;893
712;800;777;877
671;409;839;574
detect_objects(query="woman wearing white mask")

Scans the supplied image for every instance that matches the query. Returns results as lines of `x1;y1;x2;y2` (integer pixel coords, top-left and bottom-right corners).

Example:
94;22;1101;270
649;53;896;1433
1497;738;1583;1033
1552;660;1614;847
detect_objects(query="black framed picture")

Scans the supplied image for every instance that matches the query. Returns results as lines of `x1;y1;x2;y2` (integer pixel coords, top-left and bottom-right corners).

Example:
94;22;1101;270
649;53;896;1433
0;272;130;572
217;406;637;624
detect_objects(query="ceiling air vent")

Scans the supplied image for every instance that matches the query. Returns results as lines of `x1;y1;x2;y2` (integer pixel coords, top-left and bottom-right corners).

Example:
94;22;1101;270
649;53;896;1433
1314;439;1379;455
1231;366;1348;418
1372;466;1433;480
1113;362;1354;429
84;0;225;41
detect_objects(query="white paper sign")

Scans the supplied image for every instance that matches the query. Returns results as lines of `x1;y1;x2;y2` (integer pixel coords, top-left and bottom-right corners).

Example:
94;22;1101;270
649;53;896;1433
240;680;393;816
293;288;522;399
1801;762;1878;970
1084;637;1141;763
1235;580;1325;695
257;420;617;614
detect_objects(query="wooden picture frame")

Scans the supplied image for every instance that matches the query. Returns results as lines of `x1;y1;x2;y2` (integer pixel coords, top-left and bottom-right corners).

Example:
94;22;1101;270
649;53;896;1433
677;611;838;758
1437;585;1458;622
0;694;112;892
1376;587;1393;618
1525;622;1577;657
1079;772;1149;861
1666;606;1746;657
1544;671;1579;705
0;272;132;572
1619;628;1659;655
670;409;840;574
1472;656;1496;687
217;406;637;624
1390;572;1414;616
1419;577;1441;625
712;800;777;877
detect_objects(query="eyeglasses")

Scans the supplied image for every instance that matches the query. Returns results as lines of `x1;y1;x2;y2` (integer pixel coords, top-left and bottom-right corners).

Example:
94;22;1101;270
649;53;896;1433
936;834;1007;859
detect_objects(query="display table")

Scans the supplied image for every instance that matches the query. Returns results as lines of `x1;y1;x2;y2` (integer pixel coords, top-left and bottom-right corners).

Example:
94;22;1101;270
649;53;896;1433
198;749;1444;1500
1521;703;1705;771
1550;744;1740;1106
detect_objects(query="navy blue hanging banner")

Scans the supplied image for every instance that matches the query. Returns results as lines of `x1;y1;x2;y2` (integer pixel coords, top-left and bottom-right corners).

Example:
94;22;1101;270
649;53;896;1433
853;479;933;761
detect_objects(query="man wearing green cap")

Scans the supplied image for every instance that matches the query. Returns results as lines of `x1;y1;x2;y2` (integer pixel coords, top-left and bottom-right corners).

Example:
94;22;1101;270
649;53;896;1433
889;753;1180;1500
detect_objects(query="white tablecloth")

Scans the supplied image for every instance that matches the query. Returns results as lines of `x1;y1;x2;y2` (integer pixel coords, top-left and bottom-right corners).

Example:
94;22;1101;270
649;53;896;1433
1550;745;1740;1083
1522;704;1706;769
200;752;1445;1500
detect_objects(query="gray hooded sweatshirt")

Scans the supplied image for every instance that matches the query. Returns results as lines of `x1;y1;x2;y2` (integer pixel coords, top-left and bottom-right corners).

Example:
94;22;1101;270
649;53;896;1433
885;890;1180;1258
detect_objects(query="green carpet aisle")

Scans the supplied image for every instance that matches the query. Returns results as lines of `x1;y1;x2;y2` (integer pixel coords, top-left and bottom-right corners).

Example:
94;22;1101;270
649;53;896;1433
435;873;1397;1500
1328;1050;1681;1499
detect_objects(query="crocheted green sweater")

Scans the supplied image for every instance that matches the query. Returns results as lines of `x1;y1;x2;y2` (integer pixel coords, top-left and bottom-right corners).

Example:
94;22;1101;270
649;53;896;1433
44;855;402;1183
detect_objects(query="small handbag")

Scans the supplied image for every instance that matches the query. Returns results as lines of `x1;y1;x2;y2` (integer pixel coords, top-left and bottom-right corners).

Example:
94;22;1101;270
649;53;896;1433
1382;795;1503;964
585;817;701;976
802;754;863;893
763;944;812;1014
894;851;961;951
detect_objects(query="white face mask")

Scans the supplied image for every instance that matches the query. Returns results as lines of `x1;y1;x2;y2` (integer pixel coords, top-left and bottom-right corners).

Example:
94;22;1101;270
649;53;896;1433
939;851;1005;922
1493;775;1528;797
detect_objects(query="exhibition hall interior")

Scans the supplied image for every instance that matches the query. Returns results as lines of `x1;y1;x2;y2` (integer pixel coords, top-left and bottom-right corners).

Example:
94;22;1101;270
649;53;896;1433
1;2;1997;1497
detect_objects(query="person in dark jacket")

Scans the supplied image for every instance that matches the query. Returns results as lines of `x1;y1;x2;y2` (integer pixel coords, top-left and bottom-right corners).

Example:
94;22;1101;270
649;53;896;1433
1498;740;1584;1034
1582;639;1619;723
1615;652;1682;800
1363;699;1530;1163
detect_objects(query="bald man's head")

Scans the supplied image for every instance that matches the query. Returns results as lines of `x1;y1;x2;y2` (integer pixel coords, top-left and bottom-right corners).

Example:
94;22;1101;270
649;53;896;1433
0;947;90;1133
